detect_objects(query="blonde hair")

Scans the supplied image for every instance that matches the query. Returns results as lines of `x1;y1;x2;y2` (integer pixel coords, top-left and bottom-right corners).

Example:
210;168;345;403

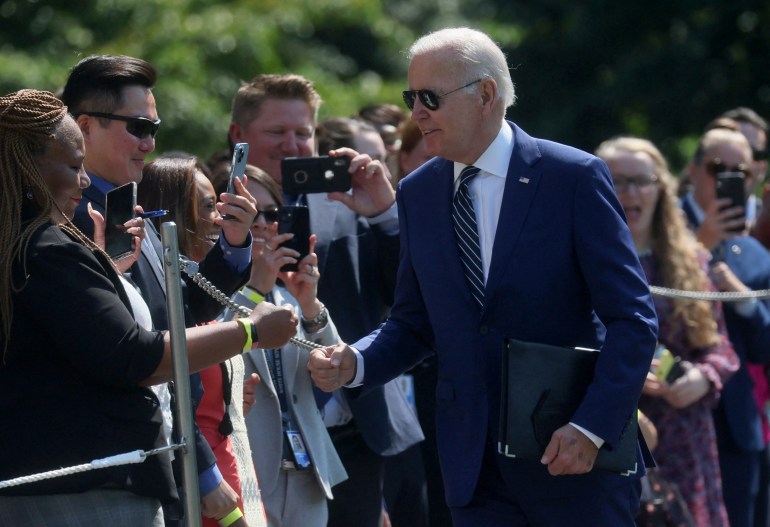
0;89;68;350
596;136;720;348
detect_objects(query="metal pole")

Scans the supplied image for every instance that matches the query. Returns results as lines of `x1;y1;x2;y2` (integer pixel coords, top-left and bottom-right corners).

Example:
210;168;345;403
161;222;202;527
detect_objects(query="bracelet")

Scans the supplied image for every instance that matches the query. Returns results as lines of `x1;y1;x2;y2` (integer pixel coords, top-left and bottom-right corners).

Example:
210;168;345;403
218;507;243;527
236;318;257;351
241;286;265;305
301;304;328;332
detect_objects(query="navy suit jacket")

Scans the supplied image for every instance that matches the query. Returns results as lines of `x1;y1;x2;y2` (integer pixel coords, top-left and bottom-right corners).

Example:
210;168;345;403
74;180;249;477
308;192;424;456
681;198;770;453
355;122;658;506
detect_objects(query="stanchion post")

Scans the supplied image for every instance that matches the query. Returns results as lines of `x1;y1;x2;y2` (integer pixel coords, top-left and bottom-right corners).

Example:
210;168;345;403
161;222;202;527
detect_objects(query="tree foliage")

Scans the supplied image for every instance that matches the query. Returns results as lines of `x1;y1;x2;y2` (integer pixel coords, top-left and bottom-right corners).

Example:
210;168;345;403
1;0;768;171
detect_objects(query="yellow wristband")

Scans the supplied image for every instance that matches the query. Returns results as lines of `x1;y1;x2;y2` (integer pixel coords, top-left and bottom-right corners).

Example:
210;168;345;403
218;507;243;527
236;318;253;351
242;286;265;305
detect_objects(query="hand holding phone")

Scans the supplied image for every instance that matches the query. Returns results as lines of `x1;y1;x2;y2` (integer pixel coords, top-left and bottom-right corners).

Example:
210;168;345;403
716;171;746;234
277;206;311;272
654;348;686;383
223;143;249;219
105;182;137;259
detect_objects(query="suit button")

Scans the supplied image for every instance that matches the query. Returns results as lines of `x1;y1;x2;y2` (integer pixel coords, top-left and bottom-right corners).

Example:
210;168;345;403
479;325;488;335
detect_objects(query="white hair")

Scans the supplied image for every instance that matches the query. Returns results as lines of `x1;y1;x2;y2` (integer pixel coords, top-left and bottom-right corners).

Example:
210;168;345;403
408;27;516;110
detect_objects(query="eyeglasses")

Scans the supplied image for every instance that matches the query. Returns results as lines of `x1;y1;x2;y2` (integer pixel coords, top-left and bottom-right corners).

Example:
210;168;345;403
254;206;279;224
79;112;161;139
612;175;659;194
402;79;482;111
705;159;752;179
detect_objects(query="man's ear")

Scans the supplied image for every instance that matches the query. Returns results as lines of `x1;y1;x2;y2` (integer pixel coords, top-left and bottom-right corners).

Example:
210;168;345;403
479;78;498;114
229;122;242;144
75;114;91;139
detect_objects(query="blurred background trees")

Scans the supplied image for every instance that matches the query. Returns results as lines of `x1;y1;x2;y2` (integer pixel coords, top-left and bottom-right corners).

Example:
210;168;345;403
1;0;768;172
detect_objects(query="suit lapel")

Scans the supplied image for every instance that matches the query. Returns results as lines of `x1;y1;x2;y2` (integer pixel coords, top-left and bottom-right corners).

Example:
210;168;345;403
484;124;542;313
429;160;481;310
143;222;166;295
245;348;276;398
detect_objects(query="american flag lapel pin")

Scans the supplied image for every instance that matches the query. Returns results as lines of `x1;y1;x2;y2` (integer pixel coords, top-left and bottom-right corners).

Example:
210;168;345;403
518;177;530;184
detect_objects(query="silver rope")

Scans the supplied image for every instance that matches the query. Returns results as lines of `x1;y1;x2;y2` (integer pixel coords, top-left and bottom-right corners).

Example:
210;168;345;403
649;285;770;302
179;257;323;351
0;443;186;489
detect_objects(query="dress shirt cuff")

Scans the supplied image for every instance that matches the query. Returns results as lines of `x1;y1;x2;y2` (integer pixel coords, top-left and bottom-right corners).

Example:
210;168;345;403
732;298;758;318
218;231;252;275
366;201;399;235
570;422;604;449
198;463;224;496
348;347;365;387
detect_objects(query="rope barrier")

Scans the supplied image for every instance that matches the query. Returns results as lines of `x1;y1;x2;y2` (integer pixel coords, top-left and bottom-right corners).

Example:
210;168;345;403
0;443;185;490
649;285;770;302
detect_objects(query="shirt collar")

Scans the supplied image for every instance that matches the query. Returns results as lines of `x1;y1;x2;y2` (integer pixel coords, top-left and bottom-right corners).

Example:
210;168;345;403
684;192;706;225
86;172;117;195
453;120;513;183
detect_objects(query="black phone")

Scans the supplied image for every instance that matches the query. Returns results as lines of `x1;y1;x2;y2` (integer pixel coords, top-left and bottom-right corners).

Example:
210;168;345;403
105;182;137;259
281;155;351;194
277;206;311;272
716;171;746;233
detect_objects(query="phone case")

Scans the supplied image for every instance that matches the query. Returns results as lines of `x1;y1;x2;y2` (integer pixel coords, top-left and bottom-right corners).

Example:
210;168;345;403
277;206;311;272
281;156;351;194
105;182;137;259
716;172;746;233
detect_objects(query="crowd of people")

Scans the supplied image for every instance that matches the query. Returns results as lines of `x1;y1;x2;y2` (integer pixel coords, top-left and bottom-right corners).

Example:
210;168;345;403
1;24;770;527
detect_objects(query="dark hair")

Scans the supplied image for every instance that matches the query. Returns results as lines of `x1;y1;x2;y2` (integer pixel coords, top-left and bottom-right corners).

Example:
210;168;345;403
316;117;377;155
61;55;156;115
138;153;210;258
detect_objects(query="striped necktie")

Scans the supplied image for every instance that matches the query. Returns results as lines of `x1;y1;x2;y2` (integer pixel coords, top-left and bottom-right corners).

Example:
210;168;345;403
452;165;484;308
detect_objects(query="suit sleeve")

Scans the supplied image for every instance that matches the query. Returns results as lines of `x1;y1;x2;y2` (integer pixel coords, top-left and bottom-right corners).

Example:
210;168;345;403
569;157;658;448
187;242;250;324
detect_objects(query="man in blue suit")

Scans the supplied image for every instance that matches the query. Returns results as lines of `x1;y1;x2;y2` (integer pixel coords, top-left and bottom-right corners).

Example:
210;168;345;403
309;27;658;526
681;126;770;527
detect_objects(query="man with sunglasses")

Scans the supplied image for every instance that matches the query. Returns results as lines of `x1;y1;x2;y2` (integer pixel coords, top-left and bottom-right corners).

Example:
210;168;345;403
309;27;658;527
62;54;259;527
682;127;770;527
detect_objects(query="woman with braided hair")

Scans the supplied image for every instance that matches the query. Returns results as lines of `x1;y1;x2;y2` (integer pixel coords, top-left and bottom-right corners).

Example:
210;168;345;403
0;89;298;525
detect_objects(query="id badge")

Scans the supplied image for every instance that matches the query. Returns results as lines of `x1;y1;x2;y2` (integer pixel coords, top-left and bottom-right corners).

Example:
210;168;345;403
286;430;311;469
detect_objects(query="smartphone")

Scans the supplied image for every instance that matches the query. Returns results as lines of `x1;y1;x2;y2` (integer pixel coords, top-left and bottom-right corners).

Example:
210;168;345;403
105;182;137;260
277;206;311;272
716;171;746;233
654;348;686;383
223;143;249;219
227;143;249;194
281;155;352;194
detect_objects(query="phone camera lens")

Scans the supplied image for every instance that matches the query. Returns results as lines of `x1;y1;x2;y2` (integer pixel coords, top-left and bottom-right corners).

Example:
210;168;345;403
294;170;308;184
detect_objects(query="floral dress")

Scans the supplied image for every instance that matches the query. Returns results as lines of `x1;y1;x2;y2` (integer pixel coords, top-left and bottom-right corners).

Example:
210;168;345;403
638;253;739;527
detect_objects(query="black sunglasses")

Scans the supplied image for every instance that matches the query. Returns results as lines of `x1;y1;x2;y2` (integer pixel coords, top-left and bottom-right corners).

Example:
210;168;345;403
705;158;752;180
402;79;482;111
255;206;279;224
80;111;161;139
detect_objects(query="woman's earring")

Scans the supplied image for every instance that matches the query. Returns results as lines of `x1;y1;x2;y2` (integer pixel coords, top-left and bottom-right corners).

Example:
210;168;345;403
25;187;33;200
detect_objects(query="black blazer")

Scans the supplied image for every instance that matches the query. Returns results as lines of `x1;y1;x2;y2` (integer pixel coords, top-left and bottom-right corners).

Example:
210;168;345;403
0;223;175;500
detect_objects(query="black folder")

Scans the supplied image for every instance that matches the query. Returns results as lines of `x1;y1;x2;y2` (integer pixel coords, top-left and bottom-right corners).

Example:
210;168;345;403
498;339;638;474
